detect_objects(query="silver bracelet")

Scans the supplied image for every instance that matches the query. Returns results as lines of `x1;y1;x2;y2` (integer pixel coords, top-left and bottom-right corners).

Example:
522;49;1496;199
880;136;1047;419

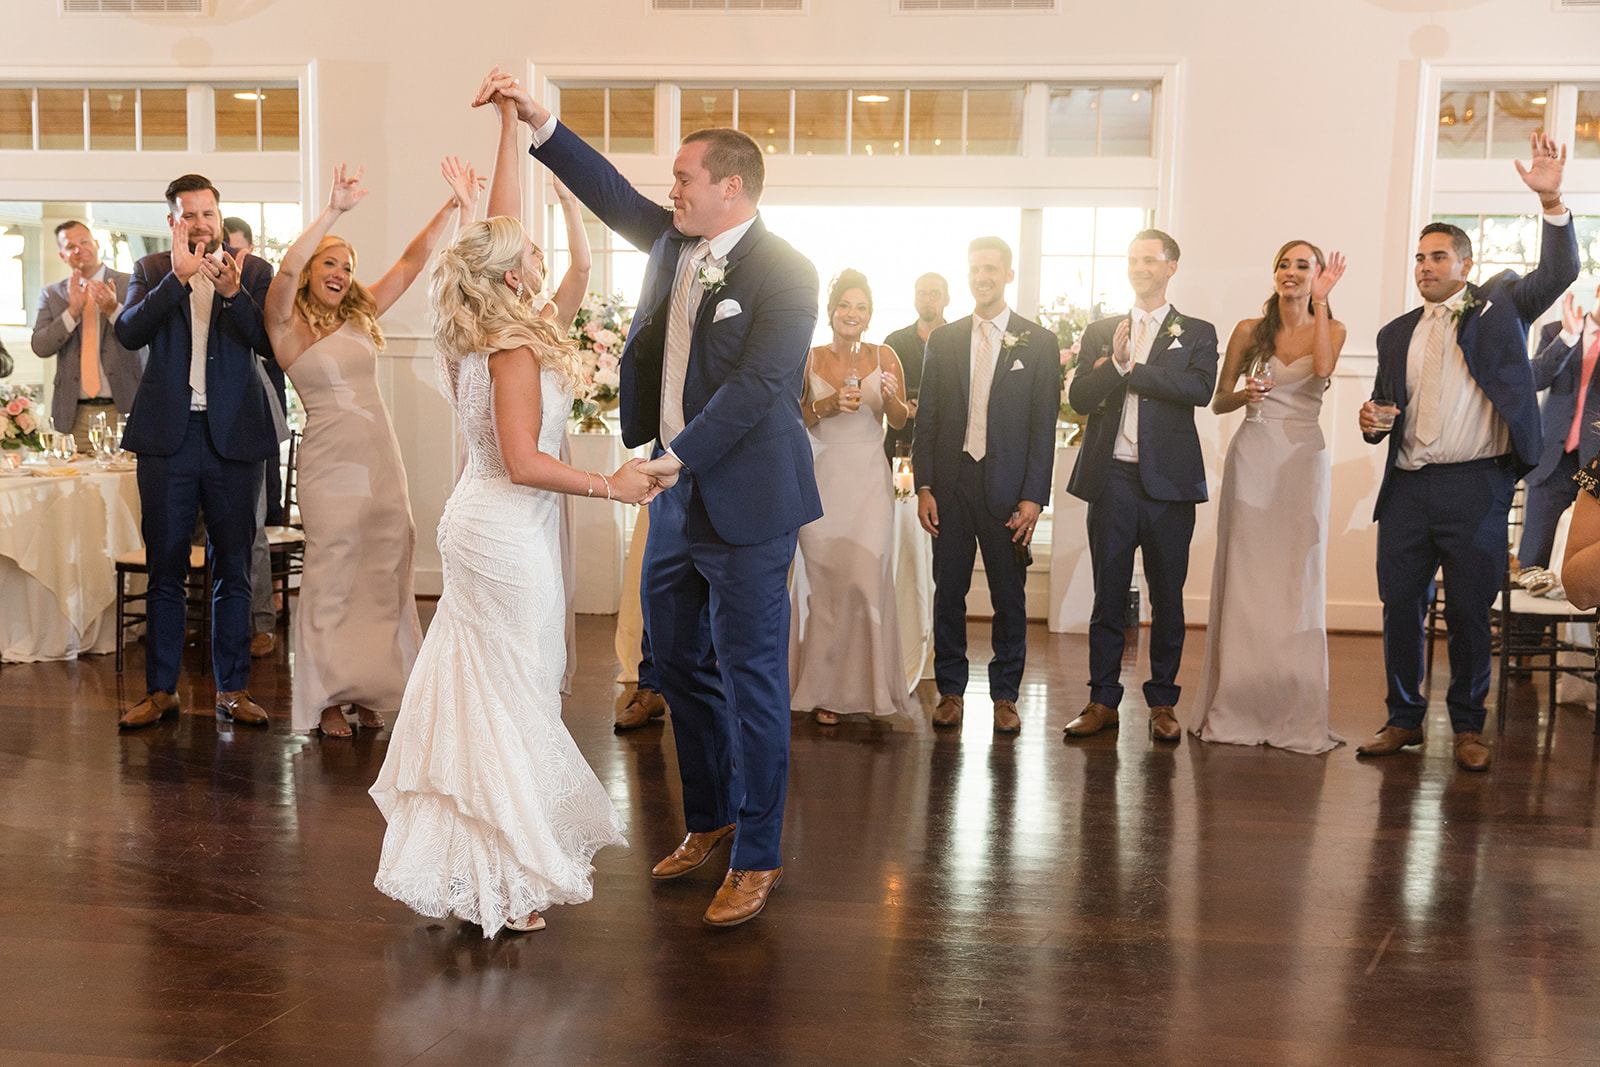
601;473;613;500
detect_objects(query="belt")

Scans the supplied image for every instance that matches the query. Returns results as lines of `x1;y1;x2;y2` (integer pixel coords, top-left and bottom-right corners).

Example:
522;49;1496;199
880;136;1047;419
78;397;116;406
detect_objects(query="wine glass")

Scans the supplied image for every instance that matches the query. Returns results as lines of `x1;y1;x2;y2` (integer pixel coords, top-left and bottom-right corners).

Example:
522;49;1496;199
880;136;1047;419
1244;356;1275;424
86;424;106;463
57;433;77;462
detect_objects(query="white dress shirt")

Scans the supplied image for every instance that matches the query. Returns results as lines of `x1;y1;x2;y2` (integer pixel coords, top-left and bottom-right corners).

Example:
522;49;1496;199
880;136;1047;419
1396;286;1507;470
1112;303;1170;463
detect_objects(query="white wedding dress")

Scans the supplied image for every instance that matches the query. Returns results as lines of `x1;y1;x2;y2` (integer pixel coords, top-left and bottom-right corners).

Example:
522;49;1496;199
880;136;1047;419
370;352;625;937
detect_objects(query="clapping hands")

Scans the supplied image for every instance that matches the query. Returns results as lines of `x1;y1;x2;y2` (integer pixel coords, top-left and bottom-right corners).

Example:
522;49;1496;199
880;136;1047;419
1561;292;1586;336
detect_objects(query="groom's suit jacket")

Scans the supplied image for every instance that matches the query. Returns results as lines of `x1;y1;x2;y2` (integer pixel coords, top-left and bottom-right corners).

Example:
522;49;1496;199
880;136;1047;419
533;124;821;547
114;249;279;463
1366;216;1579;518
1065;309;1218;504
911;310;1060;520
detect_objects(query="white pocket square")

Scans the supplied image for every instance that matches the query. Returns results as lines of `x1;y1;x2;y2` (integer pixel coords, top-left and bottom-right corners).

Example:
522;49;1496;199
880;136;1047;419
712;298;742;322
1009;358;1025;371
1479;300;1493;316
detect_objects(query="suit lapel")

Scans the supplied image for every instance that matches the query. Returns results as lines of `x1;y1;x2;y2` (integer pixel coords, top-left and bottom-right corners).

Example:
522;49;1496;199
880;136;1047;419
1143;306;1180;364
1383;307;1425;410
952;315;975;414
693;217;767;333
988;310;1016;390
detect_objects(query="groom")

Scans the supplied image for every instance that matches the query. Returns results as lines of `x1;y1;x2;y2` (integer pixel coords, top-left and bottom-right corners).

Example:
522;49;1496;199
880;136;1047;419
484;74;820;926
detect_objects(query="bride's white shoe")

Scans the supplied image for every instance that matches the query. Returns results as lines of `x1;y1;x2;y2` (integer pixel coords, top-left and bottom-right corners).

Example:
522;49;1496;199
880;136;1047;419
503;912;545;933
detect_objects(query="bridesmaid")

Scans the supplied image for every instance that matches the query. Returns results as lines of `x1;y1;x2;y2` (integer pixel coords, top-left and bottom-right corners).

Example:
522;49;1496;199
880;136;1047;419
790;268;916;725
1183;240;1347;753
264;160;481;737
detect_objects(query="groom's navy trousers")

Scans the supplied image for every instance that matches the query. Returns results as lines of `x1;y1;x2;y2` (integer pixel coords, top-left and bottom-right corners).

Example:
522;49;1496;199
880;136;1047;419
643;471;798;872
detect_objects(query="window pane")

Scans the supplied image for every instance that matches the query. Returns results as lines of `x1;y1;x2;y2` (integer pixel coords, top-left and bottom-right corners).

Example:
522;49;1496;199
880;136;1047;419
1578;91;1600;161
737;89;790;156
908;89;961;156
1479;214;1537;271
965;89;1021;155
88;88;136;151
140;89;187;150
38;89;84;151
609;88;654;153
1436;89;1487;159
215;89;258;151
683;88;732;143
1092;255;1136;315
1041;256;1094;311
1095;207;1149;255
260;87;298;151
0;89;31;150
1100;85;1152;156
794;89;847;156
559;88;605;149
1047;86;1098;157
1042;207;1095;255
851;90;904;157
1491;89;1547;159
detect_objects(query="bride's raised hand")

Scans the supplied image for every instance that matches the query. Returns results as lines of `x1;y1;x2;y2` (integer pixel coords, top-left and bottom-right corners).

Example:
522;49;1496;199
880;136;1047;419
1310;251;1346;303
441;156;484;212
329;163;369;214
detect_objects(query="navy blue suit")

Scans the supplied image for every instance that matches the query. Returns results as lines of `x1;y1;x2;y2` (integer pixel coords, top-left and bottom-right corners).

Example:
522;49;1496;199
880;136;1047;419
1066;309;1218;709
534;124;819;870
1519;320;1600;568
115;250;278;697
912;311;1060;702
1366;216;1579;734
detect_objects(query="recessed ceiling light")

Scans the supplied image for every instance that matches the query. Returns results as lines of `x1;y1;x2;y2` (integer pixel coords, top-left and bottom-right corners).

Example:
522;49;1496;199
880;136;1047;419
857;94;890;104
233;91;261;101
1532;96;1547;105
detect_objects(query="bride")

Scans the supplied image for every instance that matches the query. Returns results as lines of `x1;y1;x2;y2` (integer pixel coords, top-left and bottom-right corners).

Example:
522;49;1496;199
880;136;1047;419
369;187;657;934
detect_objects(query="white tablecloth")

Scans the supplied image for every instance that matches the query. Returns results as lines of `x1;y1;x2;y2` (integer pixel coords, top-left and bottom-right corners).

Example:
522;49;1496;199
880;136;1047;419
0;463;141;662
1048;444;1095;633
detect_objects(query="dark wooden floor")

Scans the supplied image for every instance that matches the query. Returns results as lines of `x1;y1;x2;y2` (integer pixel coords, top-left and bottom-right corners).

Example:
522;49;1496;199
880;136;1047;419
3;614;1600;1066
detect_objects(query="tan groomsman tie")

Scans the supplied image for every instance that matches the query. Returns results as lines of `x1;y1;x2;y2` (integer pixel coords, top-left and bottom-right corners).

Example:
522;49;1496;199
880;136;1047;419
189;267;214;399
964;320;999;461
1124;313;1152;447
1414;304;1448;446
79;303;101;398
661;240;711;445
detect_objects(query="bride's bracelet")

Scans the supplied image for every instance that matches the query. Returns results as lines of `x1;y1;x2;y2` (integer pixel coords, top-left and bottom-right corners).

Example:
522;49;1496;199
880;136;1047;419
601;473;613;500
584;472;595;497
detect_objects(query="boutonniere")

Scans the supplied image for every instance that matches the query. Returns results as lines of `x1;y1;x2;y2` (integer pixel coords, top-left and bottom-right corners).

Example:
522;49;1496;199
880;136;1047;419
698;260;729;295
1160;314;1186;341
1000;330;1027;352
1451;292;1481;323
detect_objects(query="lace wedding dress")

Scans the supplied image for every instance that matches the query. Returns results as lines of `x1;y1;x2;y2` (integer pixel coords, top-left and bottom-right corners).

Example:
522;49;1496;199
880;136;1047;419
370;352;625;936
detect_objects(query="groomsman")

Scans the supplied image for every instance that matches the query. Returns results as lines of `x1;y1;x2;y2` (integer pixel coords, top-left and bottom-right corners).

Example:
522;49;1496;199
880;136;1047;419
485;72;820;927
30;221;143;442
1519;286;1600;570
1062;230;1218;743
1358;135;1578;772
913;238;1060;734
882;272;949;462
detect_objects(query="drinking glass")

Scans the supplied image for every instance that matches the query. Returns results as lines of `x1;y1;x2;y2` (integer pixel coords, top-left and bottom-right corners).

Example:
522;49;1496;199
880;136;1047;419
1371;397;1399;432
87;425;105;458
57;434;77;461
1244;357;1274;424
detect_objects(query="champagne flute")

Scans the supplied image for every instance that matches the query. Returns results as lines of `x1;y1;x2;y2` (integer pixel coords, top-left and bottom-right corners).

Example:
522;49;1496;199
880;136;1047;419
1244;356;1274;424
87;424;105;462
57;433;77;461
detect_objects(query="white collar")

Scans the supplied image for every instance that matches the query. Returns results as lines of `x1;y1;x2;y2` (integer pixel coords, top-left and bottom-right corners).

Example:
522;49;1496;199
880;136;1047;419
698;215;758;263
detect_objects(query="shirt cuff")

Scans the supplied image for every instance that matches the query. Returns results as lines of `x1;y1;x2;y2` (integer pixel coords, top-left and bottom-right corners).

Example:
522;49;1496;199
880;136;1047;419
530;115;558;148
1545;209;1573;227
665;445;685;469
109;302;124;323
60;309;77;333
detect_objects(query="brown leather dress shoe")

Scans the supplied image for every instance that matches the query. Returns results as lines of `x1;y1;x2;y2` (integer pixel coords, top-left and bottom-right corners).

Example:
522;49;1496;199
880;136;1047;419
1355;725;1425;757
704;867;783;927
993;699;1021;734
249;632;276;657
651;823;736;880
1063;701;1118;738
1454;732;1492;772
215;690;269;726
119;690;179;730
932;693;964;728
1149;706;1181;742
615;687;668;731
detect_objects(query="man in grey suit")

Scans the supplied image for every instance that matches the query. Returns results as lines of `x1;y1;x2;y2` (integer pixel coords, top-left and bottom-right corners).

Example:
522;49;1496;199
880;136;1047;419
30;221;143;441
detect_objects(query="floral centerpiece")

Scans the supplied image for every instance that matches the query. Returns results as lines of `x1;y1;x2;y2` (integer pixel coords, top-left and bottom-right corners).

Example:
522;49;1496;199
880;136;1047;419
0;385;44;451
1039;299;1091;438
569;291;631;431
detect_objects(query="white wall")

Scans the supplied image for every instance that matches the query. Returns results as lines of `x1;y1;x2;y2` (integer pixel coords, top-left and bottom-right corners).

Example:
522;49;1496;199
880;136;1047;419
3;0;1595;620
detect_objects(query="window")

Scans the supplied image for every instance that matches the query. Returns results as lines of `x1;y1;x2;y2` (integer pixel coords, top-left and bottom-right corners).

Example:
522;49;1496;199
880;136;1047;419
1047;84;1156;157
0;83;300;152
214;86;299;152
1431;213;1600;293
557;87;656;154
1040;207;1152;319
1436;85;1548;160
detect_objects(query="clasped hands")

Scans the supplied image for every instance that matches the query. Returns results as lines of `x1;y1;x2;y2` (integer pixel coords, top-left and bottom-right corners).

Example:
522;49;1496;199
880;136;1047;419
170;218;245;298
66;270;117;318
607;455;682;505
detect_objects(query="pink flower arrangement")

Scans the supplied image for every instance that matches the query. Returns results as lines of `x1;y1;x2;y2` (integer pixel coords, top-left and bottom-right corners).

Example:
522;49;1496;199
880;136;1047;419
0;387;43;450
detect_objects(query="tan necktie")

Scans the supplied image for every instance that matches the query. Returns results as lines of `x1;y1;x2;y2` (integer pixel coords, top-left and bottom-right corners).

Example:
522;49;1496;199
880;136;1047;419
964;320;999;461
661;240;710;446
1124;313;1152;446
79;303;101;399
189;268;214;400
1414;304;1448;446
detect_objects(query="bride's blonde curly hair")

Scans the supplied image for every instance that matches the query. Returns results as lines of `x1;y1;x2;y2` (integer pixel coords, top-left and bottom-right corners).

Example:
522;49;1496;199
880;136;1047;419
294;235;385;350
430;216;580;391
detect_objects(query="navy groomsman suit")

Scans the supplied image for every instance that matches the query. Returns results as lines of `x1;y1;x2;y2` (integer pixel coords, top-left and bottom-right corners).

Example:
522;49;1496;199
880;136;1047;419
1066;308;1219;723
532;121;820;875
116;246;278;711
1520;308;1600;569
1364;215;1579;744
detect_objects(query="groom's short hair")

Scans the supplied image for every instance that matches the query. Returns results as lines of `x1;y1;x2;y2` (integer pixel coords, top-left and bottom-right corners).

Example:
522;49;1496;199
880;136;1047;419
1419;222;1473;262
681;128;765;204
